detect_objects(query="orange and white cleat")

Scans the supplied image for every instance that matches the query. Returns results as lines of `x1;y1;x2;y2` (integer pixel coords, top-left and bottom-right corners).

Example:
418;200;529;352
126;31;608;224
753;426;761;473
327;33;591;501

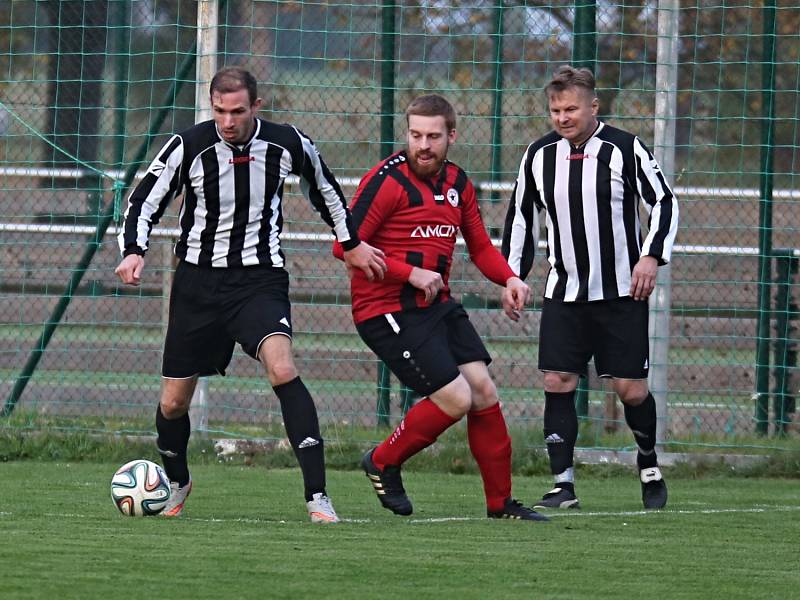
306;492;340;523
161;479;192;517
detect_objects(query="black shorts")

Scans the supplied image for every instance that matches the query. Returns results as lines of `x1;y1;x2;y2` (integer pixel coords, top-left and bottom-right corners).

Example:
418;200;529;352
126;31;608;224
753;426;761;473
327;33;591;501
162;261;293;378
355;300;491;397
538;297;649;380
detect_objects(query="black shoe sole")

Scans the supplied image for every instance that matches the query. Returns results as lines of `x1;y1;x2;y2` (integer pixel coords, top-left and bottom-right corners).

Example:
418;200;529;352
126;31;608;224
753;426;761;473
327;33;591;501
488;512;550;522
533;501;581;510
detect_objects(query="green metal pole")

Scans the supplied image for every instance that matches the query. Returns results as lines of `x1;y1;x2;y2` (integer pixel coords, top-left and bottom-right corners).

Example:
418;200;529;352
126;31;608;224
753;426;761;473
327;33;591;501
2;44;198;418
400;386;416;416
572;0;597;72
377;363;392;427
376;1;397;425
572;0;596;419
754;1;777;435
771;251;797;436
380;1;396;161
489;0;505;207
113;0;131;170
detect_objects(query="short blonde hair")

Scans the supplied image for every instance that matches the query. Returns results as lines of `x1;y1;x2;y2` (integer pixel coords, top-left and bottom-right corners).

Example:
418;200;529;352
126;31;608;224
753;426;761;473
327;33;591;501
544;65;596;97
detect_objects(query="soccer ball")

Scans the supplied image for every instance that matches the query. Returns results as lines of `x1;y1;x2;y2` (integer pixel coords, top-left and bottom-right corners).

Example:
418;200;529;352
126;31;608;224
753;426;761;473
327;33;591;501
111;459;171;516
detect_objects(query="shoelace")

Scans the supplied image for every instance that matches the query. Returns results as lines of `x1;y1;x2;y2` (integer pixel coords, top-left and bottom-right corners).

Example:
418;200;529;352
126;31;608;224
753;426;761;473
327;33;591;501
165;482;189;506
506;499;537;516
316;496;334;511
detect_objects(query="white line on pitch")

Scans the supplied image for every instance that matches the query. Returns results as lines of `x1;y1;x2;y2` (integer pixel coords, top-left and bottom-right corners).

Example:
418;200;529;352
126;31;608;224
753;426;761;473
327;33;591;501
546;506;800;518
5;505;795;524
352;505;800;523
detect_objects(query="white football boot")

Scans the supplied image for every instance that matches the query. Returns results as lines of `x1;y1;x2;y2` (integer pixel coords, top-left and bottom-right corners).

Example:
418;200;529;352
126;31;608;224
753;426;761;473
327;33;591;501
306;492;339;523
161;479;192;517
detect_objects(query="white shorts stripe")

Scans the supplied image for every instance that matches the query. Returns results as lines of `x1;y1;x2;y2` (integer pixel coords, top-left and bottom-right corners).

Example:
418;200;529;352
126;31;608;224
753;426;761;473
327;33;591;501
385;313;400;333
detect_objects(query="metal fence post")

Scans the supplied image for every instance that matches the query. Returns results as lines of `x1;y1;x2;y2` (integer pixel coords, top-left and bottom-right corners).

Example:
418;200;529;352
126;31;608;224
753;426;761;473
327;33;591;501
380;1;396;162
771;249;798;436
375;1;397;426
113;0;130;172
572;0;597;72
754;1;777;434
650;0;680;444
377;363;392;427
571;0;596;419
489;0;505;210
188;0;219;434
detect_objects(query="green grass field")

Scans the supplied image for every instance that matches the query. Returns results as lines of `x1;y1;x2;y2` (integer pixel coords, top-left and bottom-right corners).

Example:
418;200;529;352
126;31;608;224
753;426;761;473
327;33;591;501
1;461;798;599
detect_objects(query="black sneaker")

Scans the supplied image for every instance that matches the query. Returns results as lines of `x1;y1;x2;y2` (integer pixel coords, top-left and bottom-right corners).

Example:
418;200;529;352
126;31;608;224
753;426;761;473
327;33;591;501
640;466;668;509
534;485;581;510
361;449;413;516
488;498;549;522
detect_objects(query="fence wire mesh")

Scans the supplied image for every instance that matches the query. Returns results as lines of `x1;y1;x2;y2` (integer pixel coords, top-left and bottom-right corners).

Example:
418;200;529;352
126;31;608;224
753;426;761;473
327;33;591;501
1;1;798;449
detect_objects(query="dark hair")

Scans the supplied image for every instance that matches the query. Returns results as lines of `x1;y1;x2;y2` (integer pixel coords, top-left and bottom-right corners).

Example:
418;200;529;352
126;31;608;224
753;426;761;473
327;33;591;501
544;65;596;97
210;66;258;105
405;94;456;131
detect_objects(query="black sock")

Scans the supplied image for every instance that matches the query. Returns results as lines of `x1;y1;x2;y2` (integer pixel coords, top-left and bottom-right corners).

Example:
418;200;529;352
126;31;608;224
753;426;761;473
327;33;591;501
156;405;191;486
624;392;658;469
543;390;578;476
274;376;325;501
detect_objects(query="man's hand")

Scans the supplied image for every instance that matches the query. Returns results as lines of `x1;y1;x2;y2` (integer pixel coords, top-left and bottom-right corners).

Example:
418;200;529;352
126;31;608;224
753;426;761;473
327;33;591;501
114;254;145;286
630;255;658;301
502;276;531;321
343;242;387;282
408;267;444;304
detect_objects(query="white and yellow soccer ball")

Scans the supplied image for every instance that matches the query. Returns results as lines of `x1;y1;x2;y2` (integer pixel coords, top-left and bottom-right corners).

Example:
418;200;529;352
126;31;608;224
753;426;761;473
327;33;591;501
111;459;171;516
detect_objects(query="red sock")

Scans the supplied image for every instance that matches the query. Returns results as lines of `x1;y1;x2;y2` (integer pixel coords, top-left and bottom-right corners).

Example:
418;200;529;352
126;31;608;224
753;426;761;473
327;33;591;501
372;398;458;470
467;402;512;513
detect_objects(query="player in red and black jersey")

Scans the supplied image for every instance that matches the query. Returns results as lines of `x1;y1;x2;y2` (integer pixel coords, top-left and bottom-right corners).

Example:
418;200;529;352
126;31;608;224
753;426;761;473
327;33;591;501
333;94;547;521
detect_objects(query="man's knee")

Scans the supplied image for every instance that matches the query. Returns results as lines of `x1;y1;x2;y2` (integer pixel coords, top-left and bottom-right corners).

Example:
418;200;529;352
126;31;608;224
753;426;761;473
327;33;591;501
160;378;196;418
469;376;499;411
264;360;298;386
432;376;472;418
614;379;649;405
258;336;299;386
260;354;298;386
543;371;579;393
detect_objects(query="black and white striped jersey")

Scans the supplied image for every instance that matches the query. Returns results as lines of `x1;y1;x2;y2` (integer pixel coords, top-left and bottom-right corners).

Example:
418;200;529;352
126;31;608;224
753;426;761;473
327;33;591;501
502;121;678;302
118;118;360;268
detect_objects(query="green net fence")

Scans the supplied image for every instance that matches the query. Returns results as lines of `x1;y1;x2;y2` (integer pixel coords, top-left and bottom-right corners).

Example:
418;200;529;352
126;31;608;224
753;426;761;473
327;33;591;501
1;1;798;451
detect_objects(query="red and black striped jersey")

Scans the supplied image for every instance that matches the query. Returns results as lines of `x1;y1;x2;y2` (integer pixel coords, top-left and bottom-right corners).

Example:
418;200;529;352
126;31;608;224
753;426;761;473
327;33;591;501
334;151;515;324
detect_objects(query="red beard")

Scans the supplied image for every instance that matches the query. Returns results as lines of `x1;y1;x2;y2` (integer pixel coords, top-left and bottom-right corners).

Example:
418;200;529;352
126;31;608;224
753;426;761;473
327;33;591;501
408;151;445;179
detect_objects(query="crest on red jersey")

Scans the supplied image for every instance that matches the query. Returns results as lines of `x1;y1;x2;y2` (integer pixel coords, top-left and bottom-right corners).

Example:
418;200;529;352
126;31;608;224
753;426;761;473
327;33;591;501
447;188;459;207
